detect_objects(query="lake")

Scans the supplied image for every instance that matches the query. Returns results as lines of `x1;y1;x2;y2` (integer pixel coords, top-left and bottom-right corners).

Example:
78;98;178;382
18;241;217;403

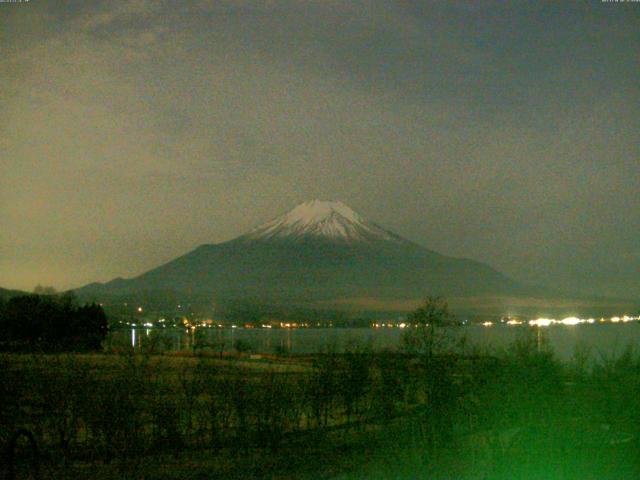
108;322;640;361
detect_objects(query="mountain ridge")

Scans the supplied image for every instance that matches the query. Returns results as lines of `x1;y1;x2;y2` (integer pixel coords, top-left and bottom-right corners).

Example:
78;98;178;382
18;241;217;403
0;287;29;300
76;200;525;306
76;200;639;316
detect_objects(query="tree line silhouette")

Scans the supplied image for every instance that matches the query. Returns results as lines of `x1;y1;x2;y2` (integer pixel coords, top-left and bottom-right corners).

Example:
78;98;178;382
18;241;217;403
0;292;107;352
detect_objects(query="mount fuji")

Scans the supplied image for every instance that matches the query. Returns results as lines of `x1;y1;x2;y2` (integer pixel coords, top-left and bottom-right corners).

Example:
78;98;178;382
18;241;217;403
76;200;525;308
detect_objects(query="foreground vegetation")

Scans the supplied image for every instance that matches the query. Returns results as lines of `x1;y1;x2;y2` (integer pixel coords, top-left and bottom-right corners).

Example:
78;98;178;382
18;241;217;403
2;327;640;479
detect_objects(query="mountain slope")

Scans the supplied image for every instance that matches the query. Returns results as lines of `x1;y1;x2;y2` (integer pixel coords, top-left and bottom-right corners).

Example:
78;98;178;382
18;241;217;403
77;200;524;304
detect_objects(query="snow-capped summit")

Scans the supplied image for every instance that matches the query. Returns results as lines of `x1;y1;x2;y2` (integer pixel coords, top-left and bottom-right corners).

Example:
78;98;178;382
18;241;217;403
243;199;400;243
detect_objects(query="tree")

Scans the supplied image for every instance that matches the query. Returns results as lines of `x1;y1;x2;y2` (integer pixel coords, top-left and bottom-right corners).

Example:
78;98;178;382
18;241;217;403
74;303;108;351
33;284;58;295
403;297;459;448
402;296;453;359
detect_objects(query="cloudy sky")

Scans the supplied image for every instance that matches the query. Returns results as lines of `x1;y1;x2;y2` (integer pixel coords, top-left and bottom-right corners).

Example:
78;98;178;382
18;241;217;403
1;1;638;298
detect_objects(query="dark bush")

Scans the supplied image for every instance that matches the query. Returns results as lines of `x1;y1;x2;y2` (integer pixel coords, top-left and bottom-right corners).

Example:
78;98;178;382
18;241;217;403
233;339;252;355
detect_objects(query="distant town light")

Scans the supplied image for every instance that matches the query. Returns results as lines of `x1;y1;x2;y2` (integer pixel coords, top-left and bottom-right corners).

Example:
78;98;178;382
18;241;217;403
529;318;554;327
560;317;581;326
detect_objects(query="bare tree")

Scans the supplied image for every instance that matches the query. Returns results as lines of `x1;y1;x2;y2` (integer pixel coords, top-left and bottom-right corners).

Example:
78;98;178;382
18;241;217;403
402;296;453;359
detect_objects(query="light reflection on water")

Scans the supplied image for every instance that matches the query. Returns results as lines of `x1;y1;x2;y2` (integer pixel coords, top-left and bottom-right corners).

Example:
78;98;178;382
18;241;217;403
108;322;640;361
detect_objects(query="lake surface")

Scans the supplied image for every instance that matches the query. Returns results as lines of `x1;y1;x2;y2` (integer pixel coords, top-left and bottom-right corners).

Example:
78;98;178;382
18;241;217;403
108;322;640;361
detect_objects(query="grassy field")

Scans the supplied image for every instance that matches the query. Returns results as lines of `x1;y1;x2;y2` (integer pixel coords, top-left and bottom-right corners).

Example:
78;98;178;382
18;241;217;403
2;331;640;479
